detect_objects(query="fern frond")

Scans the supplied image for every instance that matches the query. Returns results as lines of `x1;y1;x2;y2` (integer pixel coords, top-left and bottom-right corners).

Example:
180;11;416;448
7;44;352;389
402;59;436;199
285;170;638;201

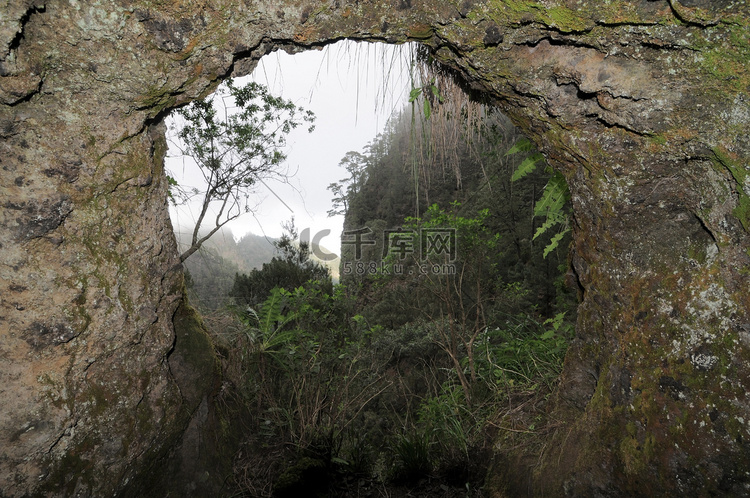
533;172;569;216
511;153;544;182
529;171;572;258
505;138;535;156
542;229;571;258
533;214;565;240
258;288;286;333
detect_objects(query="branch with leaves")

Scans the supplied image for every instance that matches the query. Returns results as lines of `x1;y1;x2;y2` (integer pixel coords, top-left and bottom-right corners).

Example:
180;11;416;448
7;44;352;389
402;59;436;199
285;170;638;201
168;79;315;263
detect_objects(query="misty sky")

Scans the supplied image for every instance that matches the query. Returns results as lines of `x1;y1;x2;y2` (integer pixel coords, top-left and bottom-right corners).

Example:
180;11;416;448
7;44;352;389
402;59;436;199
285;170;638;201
166;41;416;255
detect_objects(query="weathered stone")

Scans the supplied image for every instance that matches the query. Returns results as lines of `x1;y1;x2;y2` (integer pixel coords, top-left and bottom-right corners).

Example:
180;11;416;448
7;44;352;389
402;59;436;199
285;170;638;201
0;0;748;496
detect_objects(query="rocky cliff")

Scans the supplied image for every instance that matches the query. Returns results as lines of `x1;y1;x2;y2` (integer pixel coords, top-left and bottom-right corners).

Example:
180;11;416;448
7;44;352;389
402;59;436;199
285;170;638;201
1;1;748;496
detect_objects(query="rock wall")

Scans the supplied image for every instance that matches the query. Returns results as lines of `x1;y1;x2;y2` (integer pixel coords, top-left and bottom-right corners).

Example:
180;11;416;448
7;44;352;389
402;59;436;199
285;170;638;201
0;0;748;496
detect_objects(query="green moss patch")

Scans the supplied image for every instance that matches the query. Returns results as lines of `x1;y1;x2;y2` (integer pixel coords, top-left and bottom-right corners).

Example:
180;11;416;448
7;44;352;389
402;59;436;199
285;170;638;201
711;147;750;231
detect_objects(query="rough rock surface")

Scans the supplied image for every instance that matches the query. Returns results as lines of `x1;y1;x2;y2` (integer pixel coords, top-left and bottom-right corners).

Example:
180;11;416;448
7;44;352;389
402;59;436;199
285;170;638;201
0;0;748;496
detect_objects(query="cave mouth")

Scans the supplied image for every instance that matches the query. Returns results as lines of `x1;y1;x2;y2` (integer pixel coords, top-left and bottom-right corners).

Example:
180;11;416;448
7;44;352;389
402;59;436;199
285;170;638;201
7;3;747;496
142;18;750;494
166;39;578;497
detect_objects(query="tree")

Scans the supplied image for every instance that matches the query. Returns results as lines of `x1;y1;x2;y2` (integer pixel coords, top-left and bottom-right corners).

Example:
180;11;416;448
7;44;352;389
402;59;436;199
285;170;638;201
327;150;369;217
169;79;315;263
232;219;332;308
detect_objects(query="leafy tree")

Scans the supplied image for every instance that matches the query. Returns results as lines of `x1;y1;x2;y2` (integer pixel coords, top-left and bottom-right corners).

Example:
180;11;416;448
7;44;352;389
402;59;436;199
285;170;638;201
327;150;369;217
168;79;315;263
232;219;331;308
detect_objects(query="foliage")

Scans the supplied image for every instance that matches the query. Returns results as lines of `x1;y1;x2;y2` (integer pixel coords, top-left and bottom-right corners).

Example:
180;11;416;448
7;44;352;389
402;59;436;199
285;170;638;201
239;287;301;362
320;101;576;492
507;138;572;258
327;151;369;217
408;76;444;121
397;203;501;405
505;137;544;182
337;101;576;316
211;275;573;497
223;280;394;494
188;88;578;497
417;384;474;463
477;313;572;393
533;172;571;258
232;219;331;307
168;79;315;263
391;431;433;481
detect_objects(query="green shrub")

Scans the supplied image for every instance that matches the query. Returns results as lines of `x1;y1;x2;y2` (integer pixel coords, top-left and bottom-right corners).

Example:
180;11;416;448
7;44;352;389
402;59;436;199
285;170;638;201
391;431;433;482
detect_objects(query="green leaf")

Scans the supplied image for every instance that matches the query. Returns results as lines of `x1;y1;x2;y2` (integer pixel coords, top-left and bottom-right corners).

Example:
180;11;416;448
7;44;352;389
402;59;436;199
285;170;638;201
511;153;543;182
505;138;535;156
430;84;444;103
533;173;569;216
423;98;431;120
533;215;562;240
541;329;556;340
409;87;423;102
542;229;570;258
544;312;567;330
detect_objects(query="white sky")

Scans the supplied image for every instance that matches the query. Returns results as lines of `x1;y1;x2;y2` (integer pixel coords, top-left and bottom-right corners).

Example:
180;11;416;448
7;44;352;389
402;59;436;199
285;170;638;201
167;40;415;256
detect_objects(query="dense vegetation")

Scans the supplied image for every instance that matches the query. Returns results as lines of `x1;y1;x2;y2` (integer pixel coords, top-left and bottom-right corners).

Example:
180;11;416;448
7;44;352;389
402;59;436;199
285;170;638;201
184;80;578;496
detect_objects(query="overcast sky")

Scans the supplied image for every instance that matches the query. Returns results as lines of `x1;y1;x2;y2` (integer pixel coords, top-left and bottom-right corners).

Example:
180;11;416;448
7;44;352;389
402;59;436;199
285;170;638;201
167;41;415;255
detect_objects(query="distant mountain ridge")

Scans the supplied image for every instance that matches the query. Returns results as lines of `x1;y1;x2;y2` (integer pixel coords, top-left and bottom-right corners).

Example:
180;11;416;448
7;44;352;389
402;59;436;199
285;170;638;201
174;227;277;273
173;225;340;310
